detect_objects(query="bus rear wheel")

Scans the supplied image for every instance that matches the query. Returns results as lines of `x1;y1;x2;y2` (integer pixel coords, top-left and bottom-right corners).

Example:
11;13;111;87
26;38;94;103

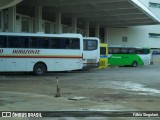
132;61;138;67
33;63;46;76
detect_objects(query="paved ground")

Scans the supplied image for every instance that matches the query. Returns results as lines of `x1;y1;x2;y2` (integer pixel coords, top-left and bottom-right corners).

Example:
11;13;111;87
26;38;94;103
0;64;160;120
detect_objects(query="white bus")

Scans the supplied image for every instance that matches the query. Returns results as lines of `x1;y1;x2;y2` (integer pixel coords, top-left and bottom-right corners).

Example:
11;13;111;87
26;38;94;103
83;37;100;69
0;32;83;75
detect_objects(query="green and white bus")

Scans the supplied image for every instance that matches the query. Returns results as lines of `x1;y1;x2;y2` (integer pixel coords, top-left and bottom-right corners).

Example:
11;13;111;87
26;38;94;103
108;46;151;67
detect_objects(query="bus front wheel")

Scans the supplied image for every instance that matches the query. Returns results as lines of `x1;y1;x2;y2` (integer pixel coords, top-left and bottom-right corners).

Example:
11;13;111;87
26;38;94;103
33;63;46;76
132;61;138;67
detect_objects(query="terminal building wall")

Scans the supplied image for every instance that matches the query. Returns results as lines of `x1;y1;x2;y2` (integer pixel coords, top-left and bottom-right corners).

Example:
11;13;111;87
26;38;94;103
108;25;160;48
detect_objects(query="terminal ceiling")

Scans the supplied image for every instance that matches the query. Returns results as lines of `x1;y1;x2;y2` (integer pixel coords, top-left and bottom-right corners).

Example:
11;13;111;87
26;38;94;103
17;0;160;28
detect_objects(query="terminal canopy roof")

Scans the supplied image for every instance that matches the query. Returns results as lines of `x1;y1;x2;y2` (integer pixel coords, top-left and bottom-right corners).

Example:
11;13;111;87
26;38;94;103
17;0;160;27
0;0;22;10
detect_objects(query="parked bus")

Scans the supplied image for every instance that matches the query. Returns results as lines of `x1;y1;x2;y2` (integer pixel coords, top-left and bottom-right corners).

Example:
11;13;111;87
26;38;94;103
83;37;100;69
99;43;108;68
108;46;151;67
0;32;83;75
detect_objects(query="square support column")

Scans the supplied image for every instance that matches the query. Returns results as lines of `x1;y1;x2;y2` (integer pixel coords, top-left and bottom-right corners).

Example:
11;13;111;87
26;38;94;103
85;20;90;37
35;6;42;32
29;18;34;33
51;23;55;33
95;24;100;38
104;27;108;43
8;6;16;32
55;12;62;34
0;10;4;31
72;17;77;33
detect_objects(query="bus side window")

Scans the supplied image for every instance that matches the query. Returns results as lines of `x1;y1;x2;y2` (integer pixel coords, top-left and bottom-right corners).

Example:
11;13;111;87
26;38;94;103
143;49;150;54
0;36;7;48
108;48;112;54
8;36;24;48
8;36;16;48
51;38;60;49
113;48;120;54
136;49;143;54
29;37;39;48
70;38;80;49
60;38;71;49
128;48;135;54
65;39;70;49
44;37;50;48
38;37;50;48
19;36;29;48
121;48;128;54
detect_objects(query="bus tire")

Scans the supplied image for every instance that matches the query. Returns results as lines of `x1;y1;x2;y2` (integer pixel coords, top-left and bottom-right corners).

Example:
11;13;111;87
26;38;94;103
132;61;138;67
33;63;47;76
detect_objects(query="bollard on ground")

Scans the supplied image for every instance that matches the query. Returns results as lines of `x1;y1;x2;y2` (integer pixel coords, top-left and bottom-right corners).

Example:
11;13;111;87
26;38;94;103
55;76;61;97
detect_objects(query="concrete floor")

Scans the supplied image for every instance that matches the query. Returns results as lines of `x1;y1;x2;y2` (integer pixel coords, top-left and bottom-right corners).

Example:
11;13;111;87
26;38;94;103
0;64;160;120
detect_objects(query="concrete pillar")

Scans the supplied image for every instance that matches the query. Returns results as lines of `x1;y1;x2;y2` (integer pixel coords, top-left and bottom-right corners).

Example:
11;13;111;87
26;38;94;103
104;27;108;43
51;23;55;33
72;17;77;33
85;20;90;37
29;18;33;33
15;15;21;32
35;6;42;32
55;12;62;33
95;24;100;38
0;10;4;31
8;5;16;32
